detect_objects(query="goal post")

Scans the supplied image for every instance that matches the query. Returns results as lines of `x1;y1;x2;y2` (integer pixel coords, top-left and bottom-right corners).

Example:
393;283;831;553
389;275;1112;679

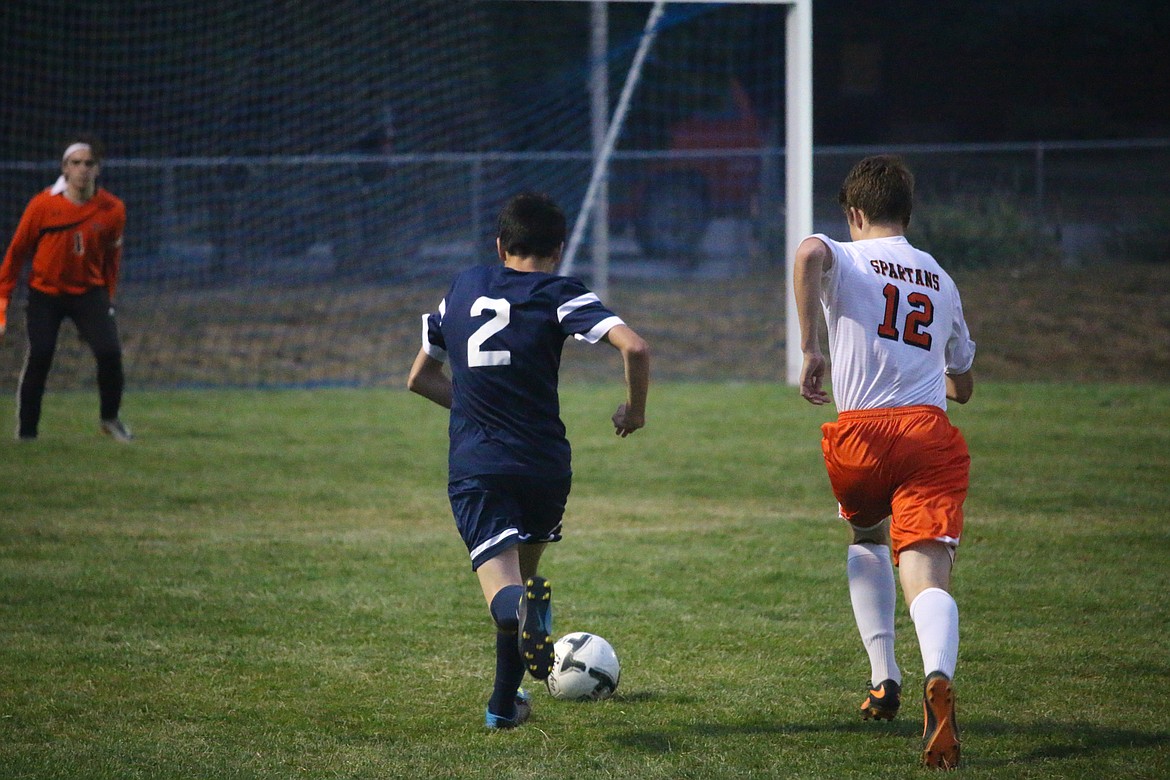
562;1;667;288
555;0;811;385
785;0;813;386
0;0;811;389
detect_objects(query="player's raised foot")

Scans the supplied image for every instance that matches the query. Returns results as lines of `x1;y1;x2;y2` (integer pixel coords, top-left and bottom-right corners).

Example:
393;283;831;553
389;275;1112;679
921;671;960;770
100;418;134;443
861;678;901;721
517;576;554;680
485;688;532;730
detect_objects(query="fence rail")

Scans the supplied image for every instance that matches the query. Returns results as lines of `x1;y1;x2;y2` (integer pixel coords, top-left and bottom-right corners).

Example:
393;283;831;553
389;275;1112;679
1;138;1167;391
2;138;1168;283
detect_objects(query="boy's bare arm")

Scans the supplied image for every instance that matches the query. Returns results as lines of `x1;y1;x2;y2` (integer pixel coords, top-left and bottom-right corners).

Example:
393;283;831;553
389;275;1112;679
406;348;453;409
604;324;650;437
794;236;833;405
946;370;974;404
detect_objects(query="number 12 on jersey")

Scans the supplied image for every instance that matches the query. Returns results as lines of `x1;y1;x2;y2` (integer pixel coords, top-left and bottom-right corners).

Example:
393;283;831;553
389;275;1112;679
877;283;934;350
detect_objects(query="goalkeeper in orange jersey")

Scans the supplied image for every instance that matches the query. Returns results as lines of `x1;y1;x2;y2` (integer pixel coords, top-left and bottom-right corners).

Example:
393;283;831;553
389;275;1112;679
0;137;132;442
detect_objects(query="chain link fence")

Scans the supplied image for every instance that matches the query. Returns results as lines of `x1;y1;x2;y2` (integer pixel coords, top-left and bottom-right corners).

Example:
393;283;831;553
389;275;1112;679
1;139;1168;391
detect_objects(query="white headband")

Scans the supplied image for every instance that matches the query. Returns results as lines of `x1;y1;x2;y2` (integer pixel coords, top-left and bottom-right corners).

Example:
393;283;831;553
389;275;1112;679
62;142;93;162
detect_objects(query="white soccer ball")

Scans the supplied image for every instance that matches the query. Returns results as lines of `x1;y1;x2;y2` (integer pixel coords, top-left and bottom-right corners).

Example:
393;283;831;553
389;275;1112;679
545;631;620;701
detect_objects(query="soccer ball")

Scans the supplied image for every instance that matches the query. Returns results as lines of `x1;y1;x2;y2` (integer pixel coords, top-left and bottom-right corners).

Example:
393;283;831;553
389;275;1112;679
545;631;620;701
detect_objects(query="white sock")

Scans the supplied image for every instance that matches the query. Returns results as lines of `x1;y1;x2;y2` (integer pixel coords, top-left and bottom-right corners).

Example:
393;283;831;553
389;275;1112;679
847;543;900;685
909;587;959;680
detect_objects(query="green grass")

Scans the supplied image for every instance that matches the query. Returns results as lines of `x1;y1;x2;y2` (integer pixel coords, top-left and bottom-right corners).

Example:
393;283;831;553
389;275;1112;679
1;383;1168;779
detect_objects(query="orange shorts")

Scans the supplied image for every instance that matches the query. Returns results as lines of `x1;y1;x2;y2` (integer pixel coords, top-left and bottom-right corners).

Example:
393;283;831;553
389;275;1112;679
821;405;969;563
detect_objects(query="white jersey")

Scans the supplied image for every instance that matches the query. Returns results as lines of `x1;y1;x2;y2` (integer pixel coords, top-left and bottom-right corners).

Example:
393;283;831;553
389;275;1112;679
812;233;976;412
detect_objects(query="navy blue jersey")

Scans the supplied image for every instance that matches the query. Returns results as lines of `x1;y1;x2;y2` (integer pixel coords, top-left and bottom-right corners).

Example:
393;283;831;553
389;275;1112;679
421;264;624;481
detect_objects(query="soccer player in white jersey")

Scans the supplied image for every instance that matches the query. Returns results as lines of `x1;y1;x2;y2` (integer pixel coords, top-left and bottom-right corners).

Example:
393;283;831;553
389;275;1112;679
793;155;976;769
408;192;650;729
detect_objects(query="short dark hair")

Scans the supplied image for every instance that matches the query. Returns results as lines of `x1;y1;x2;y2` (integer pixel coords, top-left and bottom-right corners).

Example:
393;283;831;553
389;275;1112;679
497;192;566;259
837;154;914;227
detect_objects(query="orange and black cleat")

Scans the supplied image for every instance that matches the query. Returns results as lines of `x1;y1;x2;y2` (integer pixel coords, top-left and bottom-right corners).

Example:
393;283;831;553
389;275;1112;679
921;671;961;769
861;678;902;721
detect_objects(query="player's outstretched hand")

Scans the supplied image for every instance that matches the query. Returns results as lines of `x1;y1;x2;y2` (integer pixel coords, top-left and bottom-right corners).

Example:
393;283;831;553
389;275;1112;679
612;403;645;437
799;352;832;406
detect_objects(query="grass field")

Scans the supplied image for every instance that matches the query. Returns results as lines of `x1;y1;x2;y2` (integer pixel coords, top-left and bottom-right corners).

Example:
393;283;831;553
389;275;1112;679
2;382;1169;778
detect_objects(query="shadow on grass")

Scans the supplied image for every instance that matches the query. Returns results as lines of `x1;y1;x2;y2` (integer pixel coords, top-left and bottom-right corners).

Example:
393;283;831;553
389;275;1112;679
610;718;917;753
610;715;1170;769
960;720;1170;768
610;690;699;706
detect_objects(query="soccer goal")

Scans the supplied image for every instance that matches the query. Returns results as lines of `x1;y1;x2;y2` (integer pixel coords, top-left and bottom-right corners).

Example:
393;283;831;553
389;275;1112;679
0;1;809;389
554;0;811;385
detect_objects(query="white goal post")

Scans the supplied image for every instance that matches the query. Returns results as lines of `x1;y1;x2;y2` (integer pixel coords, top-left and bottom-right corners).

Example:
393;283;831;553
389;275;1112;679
0;1;813;389
551;0;811;385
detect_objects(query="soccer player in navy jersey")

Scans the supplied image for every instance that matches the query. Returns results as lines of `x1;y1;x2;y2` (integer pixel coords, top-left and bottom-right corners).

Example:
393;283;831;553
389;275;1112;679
407;192;650;729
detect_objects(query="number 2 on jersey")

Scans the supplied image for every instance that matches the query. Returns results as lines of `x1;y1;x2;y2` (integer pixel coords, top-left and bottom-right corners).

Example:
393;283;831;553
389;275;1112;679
467;296;512;367
877;283;934;350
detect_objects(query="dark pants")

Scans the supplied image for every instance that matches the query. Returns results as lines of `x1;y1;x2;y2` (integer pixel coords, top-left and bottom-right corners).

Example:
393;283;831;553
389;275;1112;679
18;287;124;437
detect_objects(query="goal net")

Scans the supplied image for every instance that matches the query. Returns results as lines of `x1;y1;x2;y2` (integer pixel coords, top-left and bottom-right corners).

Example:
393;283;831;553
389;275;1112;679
1;1;788;390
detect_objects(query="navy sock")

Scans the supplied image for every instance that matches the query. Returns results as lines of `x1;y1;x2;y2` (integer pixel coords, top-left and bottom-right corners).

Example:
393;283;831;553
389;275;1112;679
488;630;527;717
490;585;523;631
487;585;524;717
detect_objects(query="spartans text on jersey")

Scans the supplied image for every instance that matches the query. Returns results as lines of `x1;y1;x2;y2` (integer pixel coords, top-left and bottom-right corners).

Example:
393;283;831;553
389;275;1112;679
868;259;941;291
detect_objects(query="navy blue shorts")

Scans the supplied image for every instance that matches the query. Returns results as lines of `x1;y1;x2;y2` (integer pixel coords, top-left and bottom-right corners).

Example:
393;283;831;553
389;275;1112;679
448;473;571;570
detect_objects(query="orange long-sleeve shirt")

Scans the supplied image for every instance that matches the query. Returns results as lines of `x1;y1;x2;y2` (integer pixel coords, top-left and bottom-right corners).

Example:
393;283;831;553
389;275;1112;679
0;186;126;328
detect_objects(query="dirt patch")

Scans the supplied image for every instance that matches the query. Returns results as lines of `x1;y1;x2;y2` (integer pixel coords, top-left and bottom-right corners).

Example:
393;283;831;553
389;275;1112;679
2;262;1167;392
578;261;1170;384
949;262;1170;382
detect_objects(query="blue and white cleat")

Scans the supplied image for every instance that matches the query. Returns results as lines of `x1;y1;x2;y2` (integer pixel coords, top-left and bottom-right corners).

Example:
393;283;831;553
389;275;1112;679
485;688;532;730
517;577;554;680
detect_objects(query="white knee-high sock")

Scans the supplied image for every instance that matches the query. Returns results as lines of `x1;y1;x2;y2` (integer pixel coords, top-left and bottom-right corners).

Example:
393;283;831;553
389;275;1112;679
847;543;900;685
909;587;959;680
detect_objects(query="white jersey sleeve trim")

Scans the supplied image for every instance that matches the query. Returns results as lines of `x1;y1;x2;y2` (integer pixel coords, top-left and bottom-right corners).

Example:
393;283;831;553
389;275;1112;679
574;315;625;344
556;292;601;322
420;312;447;362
